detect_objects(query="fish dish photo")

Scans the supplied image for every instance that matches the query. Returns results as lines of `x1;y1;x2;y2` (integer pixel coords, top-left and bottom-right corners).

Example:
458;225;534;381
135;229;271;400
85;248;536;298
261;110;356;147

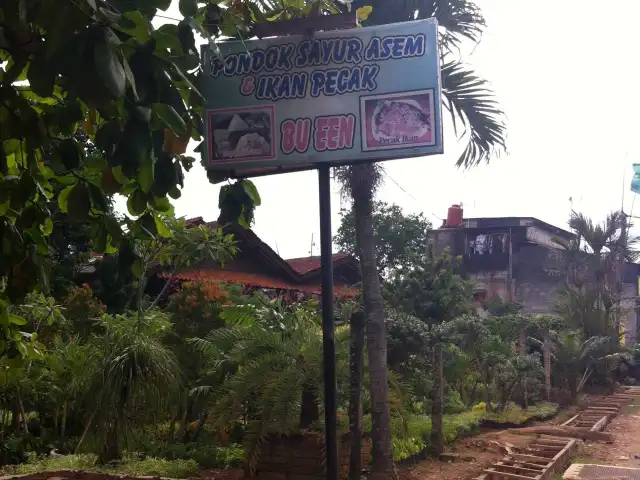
373;99;430;139
360;89;436;152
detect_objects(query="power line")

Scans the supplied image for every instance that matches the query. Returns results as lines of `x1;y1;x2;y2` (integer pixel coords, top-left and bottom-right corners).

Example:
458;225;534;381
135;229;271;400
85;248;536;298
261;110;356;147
383;172;443;222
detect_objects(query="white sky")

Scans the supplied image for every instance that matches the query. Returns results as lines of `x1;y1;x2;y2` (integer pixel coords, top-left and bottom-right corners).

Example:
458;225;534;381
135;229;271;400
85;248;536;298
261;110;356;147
116;0;640;259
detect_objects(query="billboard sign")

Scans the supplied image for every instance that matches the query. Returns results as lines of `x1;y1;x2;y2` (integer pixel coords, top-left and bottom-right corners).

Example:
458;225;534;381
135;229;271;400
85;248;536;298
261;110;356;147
201;18;442;177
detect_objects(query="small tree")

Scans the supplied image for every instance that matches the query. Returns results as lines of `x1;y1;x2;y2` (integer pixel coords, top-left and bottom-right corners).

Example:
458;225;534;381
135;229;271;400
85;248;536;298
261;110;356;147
386;248;472;455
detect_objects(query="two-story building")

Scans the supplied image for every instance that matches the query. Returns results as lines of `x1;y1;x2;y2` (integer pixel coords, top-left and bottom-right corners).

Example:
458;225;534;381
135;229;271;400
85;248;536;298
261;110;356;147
429;206;640;343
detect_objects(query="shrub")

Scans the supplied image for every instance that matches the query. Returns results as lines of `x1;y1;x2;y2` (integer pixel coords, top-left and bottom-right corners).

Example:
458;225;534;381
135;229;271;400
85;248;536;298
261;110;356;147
444;390;467;414
115;453;198;478
483;402;559;426
391;410;483;461
1;453;199;479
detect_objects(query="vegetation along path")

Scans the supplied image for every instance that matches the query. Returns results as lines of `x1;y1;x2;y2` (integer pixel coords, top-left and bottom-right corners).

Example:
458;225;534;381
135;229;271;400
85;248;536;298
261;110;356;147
398;399;616;480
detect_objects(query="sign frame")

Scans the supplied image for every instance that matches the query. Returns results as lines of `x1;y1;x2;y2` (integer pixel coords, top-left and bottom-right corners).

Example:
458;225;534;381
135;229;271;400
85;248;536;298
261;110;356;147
201;18;443;179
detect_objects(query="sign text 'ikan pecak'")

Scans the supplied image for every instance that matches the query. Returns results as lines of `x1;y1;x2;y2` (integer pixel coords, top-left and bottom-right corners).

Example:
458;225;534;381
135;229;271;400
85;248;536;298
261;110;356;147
201;18;442;177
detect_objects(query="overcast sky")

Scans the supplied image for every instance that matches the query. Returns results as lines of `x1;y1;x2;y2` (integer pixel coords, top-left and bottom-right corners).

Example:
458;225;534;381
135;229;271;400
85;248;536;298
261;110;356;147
117;0;640;259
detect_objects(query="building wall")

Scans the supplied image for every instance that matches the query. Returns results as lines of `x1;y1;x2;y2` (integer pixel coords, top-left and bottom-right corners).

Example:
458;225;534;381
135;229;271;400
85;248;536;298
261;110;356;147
430;225;640;343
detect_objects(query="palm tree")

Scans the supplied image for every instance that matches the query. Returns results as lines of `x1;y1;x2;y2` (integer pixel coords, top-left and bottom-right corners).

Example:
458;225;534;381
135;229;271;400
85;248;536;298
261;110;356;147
555;211;638;339
192;299;351;473
336;0;506;474
75;310;182;462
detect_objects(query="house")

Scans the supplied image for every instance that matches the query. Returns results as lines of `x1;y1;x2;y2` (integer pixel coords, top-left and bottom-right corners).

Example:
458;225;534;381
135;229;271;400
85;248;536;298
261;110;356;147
162;217;360;299
429;206;640;343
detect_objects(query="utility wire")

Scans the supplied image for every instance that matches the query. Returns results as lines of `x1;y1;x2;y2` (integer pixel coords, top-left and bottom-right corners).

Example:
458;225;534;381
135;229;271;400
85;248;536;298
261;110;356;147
384;172;443;223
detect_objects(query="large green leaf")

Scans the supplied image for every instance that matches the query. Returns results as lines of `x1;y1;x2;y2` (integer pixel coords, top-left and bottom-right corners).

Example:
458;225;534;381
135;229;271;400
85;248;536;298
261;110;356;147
179;0;198;17
153;212;172;238
58;138;82;170
94;30;126;98
27;54;55;97
57;184;75;212
151;103;187;136
127;188;147;216
137;155;154;193
67;182;91;220
118;11;151;42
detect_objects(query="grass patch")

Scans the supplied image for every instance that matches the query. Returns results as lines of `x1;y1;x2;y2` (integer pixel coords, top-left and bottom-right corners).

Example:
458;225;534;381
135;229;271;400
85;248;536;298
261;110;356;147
392;402;560;462
482;402;559;426
392;410;484;462
1;453;199;479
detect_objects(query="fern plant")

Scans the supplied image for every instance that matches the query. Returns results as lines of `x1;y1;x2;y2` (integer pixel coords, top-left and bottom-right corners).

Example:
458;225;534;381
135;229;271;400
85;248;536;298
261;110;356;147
191;297;350;471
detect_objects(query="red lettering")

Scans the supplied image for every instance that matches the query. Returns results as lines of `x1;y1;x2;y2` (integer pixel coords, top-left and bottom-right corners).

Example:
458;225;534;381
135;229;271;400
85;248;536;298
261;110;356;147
314;115;355;152
281;120;296;154
326;116;340;150
295;118;311;153
314;117;329;151
281;118;311;154
339;115;354;149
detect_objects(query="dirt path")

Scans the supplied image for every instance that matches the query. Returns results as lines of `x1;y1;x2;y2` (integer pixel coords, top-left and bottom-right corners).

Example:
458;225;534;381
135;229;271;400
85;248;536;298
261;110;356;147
575;402;640;468
399;407;581;480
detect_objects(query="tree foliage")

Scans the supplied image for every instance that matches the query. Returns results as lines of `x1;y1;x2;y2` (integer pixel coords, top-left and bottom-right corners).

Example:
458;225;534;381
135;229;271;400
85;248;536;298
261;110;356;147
2;0;336;359
386;248;473;325
335;201;432;276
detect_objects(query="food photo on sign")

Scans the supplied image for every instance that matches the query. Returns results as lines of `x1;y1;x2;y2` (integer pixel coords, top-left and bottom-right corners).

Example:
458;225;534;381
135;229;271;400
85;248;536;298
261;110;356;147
361;89;436;151
200;18;443;178
209;106;276;161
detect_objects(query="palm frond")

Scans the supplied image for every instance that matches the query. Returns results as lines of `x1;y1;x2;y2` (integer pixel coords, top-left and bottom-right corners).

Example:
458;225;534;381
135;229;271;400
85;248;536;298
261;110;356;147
441;61;507;168
416;0;486;52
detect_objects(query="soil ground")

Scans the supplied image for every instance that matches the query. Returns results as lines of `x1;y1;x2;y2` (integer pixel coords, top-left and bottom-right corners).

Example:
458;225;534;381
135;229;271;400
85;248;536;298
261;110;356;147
572;400;640;469
399;405;582;480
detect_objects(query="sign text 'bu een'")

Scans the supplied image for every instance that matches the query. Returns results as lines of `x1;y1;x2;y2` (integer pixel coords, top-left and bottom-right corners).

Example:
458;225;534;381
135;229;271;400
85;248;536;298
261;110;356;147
201;18;442;177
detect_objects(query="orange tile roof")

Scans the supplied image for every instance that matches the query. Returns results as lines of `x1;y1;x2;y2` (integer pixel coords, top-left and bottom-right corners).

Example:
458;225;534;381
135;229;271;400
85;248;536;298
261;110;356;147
166;269;356;297
286;253;351;274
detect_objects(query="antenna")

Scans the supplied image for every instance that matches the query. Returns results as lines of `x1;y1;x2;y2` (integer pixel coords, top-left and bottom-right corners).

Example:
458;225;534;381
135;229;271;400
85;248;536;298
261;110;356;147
275;241;280;256
622;152;628;213
310;233;315;256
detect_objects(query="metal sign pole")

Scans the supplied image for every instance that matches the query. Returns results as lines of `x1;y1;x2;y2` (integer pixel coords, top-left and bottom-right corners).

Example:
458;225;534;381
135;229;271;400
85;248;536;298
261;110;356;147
318;164;338;480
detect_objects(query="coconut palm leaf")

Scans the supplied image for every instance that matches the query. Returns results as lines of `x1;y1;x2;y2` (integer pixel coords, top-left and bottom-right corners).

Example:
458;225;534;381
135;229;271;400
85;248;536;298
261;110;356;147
441;61;507;167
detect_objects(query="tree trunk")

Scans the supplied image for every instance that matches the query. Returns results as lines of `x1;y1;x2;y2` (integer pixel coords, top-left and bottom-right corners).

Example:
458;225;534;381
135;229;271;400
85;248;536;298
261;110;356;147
352;163;395;480
11;405;19;433
430;343;444;455
190;412;208;442
300;381;320;428
100;416;120;463
54;405;59;437
349;311;365;480
543;329;551;400
169;411;178;442
519;328;528;409
75;407;99;454
18;396;29;434
61;401;68;439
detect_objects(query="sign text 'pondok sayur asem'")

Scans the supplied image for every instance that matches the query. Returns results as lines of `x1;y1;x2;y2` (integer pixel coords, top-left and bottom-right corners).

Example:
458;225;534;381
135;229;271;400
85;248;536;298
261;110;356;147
201;18;442;177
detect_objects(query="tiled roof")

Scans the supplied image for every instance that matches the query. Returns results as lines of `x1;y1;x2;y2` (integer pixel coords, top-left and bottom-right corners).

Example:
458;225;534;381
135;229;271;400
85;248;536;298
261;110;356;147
165;269;356;297
286;253;351;274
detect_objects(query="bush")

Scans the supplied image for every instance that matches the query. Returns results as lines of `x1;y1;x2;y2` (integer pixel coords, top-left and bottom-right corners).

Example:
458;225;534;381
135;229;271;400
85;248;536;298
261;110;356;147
114;453;198;478
392;437;425;462
2;453;98;474
1;453;199;479
482;402;559;426
392;410;483;461
444;390;467;414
